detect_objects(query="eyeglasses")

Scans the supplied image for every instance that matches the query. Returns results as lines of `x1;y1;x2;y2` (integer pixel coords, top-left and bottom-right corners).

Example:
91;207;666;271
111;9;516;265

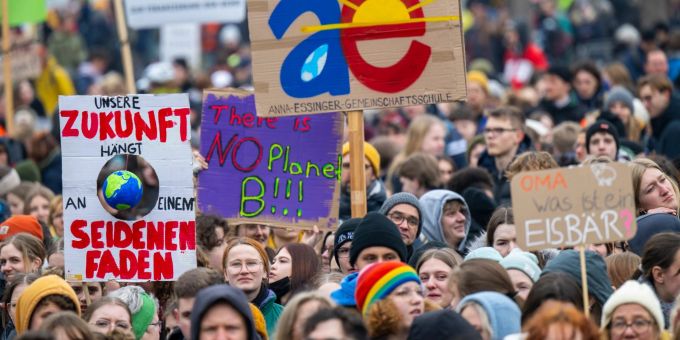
336;247;350;259
388;212;419;229
483;127;517;136
227;260;262;273
610;319;654;334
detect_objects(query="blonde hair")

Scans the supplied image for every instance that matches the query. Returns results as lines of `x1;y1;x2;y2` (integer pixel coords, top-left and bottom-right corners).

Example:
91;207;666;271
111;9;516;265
459;302;493;339
605;252;641;289
274;292;333;340
630;158;680;216
48;195;63;230
505;151;559;181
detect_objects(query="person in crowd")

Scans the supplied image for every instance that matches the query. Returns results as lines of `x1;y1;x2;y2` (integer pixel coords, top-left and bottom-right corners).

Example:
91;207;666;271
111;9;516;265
190;285;260;340
195;215;229;275
456;291;522;340
23;186;54;226
585;120;620;161
35;44;76;116
355;261;429;340
46;196;63;240
333;218;359;274
5;183;34;217
606;252;642;289
437;155;456;187
538;65;587;125
630;212;680;257
601;280;668;340
339;141;386;221
637;74;680;159
302;307;367;340
379;192;424;260
26;133;61;195
543;250;614;326
630;158;680;216
500;249;541;301
108;286;160;340
551;122;581;166
464;71;492;125
273;292;333;340
478;107;531;205
636;232;680;327
572;61;605;111
232;224;270;248
449;106;479;144
420;189;473;256
269;243;320;305
0;232;45;282
397;153;441;197
407;308;481;340
645;49;670;77
521;272;584;325
223;237;283;336
483;207;518;257
69;281;103;314
523;301;600;340
169;267;224;340
15;275;80;334
83;297;133;337
415;248;462;308
320;231;335;273
605;86;644;142
502;21;549;89
449;258;523;309
39;311;95;338
2;273;39;339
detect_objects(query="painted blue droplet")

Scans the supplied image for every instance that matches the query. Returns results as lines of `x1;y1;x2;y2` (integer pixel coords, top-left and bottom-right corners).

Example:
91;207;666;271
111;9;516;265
300;44;328;82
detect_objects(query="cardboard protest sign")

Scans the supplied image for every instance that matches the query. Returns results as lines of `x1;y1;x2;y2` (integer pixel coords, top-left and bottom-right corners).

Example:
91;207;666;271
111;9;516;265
160;24;201;70
59;94;196;281
247;0;467;117
0;42;41;82
511;163;637;251
1;0;47;26
198;88;342;230
124;0;246;29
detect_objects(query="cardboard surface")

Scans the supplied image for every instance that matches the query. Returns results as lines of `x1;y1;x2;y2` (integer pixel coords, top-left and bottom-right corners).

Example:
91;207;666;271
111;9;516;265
0;42;41;82
511;163;637;251
247;0;467;117
59;94;196;281
198;88;342;230
124;0;246;29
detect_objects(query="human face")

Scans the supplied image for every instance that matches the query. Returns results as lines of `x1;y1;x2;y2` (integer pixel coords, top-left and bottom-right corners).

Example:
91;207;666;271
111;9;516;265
336;241;352;274
609;303;658;340
467;82;487;110
306;319;345;340
209;228;228;274
399;177;422;198
199;303;247;340
419;258;454;307
484;117;521;157
1;243;40;281
70;282;103;313
493;224;518;257
176;297;194;339
321;234;334;273
238;224;270;245
292;300;324;340
9;283;27;324
588;131;617;160
269;247;292;283
7;193;24;216
645;51;669;75
573;70;598;99
609;101;632;125
30;301;63;330
52;206;64;237
387;204;420;245
88;304;133;335
421;123;446;156
29;195;50;224
461;305;491;340
469;143;485;168
141;313;160;340
543;74;570;101
341;155;375;190
454;119;478;142
441;201;467;248
575;132;587;162
507;269;533;301
388;281;424;329
355;246;400;271
639;85;669;118
655;249;680;302
225;245;265;299
638;168;678;213
272;227;299;242
438;159;454;185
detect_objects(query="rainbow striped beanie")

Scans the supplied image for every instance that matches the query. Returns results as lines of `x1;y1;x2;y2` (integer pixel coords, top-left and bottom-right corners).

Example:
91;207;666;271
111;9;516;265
354;261;421;316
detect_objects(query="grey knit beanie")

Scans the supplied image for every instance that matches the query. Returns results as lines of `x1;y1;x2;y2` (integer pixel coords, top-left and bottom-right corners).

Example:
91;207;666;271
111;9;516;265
379;192;424;239
605;86;634;113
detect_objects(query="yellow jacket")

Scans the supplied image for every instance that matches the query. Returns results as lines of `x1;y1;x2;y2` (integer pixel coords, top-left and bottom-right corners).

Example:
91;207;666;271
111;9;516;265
35;57;76;115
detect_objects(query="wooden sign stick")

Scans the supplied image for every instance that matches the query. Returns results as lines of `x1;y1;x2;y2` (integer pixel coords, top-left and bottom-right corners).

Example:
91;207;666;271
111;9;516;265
579;245;590;319
2;0;13;136
347;110;367;218
113;0;136;94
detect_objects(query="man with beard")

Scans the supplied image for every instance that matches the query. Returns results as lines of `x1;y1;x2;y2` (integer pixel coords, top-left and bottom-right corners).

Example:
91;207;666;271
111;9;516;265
339;142;386;221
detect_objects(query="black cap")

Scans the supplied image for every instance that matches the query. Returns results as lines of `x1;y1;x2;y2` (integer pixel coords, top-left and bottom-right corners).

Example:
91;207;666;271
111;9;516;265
585;120;620;156
334;218;361;267
546;65;573;83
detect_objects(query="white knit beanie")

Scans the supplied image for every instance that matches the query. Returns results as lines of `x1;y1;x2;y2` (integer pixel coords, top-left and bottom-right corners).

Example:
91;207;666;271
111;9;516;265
601;280;665;331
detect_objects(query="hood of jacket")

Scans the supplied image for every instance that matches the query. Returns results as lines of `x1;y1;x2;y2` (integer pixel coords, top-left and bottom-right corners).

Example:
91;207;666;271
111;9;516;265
190;284;259;340
457;291;521;340
330;272;359;307
419;190;472;254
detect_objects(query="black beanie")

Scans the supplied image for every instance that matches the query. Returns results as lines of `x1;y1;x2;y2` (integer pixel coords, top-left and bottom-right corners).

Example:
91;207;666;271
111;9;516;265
547;65;573;83
334;218;361;267
585;120;620;155
350;212;407;266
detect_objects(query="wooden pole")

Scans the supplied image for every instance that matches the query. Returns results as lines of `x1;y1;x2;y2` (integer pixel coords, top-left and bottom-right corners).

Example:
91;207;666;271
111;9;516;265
347;110;367;218
579;246;590;319
113;0;136;94
2;0;13;136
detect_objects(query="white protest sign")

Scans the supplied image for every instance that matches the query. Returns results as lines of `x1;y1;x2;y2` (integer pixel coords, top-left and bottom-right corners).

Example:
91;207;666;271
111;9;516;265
124;0;246;29
59;94;196;282
160;23;201;70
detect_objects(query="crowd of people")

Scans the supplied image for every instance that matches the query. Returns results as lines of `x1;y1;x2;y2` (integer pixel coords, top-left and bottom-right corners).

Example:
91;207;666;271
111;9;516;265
1;0;680;339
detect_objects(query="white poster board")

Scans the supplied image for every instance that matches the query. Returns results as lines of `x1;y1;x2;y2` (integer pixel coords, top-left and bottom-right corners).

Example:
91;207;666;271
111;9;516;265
160;23;201;70
59;94;196;282
124;0;246;29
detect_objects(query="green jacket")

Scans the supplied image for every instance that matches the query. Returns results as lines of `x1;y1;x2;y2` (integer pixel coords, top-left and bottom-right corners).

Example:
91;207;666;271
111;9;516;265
258;289;284;337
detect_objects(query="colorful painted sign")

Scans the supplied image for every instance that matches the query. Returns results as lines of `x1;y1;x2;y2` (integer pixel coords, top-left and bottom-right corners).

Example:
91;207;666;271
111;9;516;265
59;94;196;281
198;88;342;230
511;163;638;251
247;0;466;116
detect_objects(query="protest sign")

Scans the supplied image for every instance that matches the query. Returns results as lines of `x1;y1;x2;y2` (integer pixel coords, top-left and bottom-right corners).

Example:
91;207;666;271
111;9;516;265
198;88;342;230
247;0;467;117
0;42;41;82
124;0;246;29
160;23;201;70
59;94;196;281
1;0;46;26
511;163;637;251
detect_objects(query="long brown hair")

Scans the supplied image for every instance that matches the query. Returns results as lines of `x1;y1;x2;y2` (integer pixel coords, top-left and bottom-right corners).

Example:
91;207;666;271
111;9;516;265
452;259;524;307
0;234;45;274
630;158;680;216
279;243;320;295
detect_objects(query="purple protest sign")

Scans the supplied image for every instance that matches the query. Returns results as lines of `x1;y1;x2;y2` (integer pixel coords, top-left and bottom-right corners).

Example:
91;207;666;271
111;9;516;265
198;89;342;230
